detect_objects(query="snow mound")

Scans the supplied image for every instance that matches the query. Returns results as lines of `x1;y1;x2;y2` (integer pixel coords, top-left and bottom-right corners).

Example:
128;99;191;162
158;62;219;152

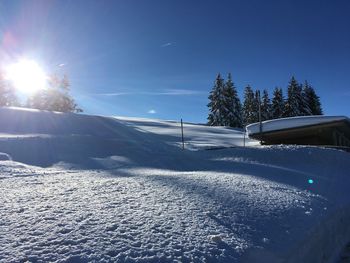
116;116;258;149
0;107;256;168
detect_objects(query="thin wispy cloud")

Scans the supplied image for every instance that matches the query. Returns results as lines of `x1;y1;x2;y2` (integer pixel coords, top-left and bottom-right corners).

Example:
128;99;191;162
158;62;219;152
148;109;156;114
96;89;204;96
58;63;65;67
161;42;173;47
97;92;131;96
154;89;203;95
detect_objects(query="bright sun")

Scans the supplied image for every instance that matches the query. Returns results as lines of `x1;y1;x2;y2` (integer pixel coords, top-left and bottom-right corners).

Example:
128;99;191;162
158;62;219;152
5;59;47;93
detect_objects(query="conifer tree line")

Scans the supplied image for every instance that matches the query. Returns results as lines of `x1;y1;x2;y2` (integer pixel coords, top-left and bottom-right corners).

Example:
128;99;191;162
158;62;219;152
208;74;323;128
0;72;82;113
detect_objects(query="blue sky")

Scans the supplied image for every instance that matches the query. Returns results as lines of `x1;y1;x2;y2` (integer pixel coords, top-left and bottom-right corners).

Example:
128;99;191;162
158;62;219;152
0;0;349;123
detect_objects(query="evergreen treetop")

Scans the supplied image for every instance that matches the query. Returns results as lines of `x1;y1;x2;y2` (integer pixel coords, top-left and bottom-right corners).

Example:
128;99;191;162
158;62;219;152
302;81;323;115
242;85;256;125
27;74;82;113
261;89;271;121
0;73;19;107
223;73;243;127
284;76;303;117
207;73;226;126
271;87;284;119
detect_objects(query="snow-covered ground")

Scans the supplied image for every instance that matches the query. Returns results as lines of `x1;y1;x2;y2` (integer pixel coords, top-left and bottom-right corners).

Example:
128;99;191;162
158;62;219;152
0;107;349;263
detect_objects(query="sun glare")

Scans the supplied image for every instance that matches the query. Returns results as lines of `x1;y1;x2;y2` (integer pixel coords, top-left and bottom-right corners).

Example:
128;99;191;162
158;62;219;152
5;59;47;93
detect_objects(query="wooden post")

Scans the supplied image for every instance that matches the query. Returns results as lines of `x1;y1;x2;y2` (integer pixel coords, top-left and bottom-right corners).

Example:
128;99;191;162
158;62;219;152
243;126;246;147
258;90;263;144
181;118;185;150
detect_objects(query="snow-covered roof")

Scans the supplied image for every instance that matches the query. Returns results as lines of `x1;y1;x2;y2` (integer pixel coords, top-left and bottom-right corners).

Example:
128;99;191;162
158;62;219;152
246;115;350;135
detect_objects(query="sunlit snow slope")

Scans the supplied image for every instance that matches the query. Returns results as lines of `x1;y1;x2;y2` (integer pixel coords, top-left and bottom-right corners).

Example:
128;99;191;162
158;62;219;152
0;107;349;263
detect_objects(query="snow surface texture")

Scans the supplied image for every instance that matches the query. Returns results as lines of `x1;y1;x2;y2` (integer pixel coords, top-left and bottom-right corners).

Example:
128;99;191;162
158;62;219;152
246;115;349;135
0;107;350;263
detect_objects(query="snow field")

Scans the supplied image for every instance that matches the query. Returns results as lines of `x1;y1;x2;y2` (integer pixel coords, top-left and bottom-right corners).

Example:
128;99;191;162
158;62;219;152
0;107;349;262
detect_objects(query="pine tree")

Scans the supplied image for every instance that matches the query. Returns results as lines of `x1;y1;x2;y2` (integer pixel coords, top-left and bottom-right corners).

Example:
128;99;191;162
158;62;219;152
27;74;82;113
284;76;304;117
242;85;257;125
260;89;271;121
223;73;243;127
0;73;19;107
271;87;285;119
208;73;226;126
26;90;47;110
302;81;323;115
299;82;312;116
253;89;261;123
